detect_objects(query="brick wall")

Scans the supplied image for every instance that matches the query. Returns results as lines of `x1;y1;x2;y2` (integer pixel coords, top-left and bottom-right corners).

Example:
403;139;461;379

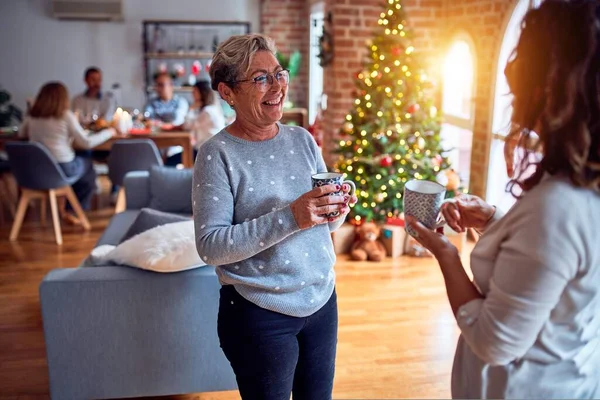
320;0;445;166
319;0;517;198
260;0;520;198
261;0;310;108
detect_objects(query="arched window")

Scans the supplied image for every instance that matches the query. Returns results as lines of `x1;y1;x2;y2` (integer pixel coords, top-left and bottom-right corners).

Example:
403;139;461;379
487;0;543;211
441;36;476;189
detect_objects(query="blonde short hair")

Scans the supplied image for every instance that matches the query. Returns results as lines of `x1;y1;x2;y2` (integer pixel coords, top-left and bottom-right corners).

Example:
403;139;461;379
209;34;277;91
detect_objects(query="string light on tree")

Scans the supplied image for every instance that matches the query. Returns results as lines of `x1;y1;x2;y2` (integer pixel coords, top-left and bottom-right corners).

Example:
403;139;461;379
333;0;451;223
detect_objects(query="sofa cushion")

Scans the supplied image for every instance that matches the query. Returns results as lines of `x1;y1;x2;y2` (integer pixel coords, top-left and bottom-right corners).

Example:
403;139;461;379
96;210;141;247
120;208;190;244
148;166;193;214
87;220;206;273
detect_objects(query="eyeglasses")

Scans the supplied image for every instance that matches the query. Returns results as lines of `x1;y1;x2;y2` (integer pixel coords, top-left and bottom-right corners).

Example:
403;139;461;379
229;69;290;92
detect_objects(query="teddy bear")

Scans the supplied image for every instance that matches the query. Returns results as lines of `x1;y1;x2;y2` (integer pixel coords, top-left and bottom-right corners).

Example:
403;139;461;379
349;222;387;262
445;169;461;192
436;168;461;193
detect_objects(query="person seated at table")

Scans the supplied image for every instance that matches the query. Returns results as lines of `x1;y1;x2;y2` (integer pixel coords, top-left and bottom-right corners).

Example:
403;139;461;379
72;66;116;125
165;80;225;166
72;66;119;198
144;72;189;128
144;72;189;165
19;82;115;224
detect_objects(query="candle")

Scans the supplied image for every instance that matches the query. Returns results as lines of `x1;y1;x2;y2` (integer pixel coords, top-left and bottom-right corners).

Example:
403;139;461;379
119;110;132;134
113;107;123;130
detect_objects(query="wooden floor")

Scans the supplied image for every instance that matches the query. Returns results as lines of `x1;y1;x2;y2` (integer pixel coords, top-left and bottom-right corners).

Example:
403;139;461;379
0;192;468;399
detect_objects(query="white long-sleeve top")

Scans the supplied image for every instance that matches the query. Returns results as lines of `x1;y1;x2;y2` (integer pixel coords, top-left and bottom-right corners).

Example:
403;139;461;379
19;110;113;163
184;104;225;150
71;91;117;121
452;175;600;399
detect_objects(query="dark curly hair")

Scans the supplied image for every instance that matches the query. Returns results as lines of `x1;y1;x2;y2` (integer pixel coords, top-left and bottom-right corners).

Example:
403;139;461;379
505;0;600;196
193;81;215;108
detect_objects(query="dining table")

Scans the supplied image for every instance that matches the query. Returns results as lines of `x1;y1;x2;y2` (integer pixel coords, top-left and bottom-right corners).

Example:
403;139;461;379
94;131;195;168
0;130;195;168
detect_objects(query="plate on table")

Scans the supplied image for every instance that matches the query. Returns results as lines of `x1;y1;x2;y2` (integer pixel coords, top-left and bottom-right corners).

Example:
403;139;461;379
0;126;19;136
128;128;152;135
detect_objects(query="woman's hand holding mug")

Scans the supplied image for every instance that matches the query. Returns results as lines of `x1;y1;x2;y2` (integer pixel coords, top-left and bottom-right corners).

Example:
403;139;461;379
290;184;348;230
441;194;496;233
290;173;357;230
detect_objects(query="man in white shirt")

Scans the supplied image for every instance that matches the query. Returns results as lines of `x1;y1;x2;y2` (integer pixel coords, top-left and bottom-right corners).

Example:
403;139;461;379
72;67;116;122
72;66;118;199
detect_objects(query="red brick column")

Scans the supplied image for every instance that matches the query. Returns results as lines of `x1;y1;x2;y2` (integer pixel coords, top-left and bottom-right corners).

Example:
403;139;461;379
261;0;310;108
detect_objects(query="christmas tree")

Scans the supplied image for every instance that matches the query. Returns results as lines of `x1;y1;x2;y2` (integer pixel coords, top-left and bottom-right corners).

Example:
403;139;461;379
333;0;451;224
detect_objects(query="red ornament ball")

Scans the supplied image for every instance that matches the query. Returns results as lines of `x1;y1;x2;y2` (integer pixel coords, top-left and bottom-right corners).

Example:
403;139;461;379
392;47;402;56
191;61;202;76
380;155;393;167
407;103;420;114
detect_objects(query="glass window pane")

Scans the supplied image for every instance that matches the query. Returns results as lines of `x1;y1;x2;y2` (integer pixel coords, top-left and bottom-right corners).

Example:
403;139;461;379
488;0;537;208
442;41;474;120
440;123;472;188
491;0;530;137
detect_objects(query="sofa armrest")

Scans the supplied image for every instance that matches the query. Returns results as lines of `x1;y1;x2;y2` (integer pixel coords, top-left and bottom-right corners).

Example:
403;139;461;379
39;266;236;399
124;171;151;210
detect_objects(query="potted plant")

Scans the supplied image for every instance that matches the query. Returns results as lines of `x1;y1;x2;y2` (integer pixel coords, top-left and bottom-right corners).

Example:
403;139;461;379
276;50;301;109
0;87;23;129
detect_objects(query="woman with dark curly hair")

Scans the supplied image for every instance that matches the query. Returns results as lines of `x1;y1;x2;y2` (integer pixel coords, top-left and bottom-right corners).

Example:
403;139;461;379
407;1;600;398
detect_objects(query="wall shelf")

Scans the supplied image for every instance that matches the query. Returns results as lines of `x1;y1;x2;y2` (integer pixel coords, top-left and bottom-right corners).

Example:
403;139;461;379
145;52;214;60
142;20;250;103
146;86;195;92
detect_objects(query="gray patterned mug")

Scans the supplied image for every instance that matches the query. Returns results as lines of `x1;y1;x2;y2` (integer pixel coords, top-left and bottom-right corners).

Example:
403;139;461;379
311;172;356;218
403;179;447;237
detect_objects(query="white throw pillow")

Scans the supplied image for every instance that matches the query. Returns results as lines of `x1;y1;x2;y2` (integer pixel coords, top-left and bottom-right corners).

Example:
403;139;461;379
90;220;206;273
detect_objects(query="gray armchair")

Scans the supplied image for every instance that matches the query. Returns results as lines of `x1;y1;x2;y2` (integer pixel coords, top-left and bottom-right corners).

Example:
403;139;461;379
39;167;237;399
107;139;163;213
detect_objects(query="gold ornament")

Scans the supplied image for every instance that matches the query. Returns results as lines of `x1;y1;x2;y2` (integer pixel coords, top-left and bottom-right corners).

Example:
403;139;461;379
343;122;354;134
374;192;385;203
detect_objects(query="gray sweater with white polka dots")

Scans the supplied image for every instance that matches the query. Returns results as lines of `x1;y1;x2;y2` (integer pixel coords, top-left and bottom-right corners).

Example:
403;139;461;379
192;124;337;318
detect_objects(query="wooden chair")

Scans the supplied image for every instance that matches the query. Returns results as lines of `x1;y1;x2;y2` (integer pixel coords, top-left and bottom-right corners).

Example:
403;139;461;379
0;160;16;224
5;142;91;245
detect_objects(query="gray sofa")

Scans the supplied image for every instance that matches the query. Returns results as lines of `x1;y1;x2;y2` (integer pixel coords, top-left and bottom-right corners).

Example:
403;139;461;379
39;168;237;400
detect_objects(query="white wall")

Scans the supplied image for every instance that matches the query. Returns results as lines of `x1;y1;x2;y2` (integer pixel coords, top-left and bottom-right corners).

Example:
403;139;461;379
0;0;260;112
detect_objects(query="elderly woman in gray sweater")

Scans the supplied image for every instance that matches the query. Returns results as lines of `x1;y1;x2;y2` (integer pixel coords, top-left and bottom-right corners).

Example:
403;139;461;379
192;34;356;400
